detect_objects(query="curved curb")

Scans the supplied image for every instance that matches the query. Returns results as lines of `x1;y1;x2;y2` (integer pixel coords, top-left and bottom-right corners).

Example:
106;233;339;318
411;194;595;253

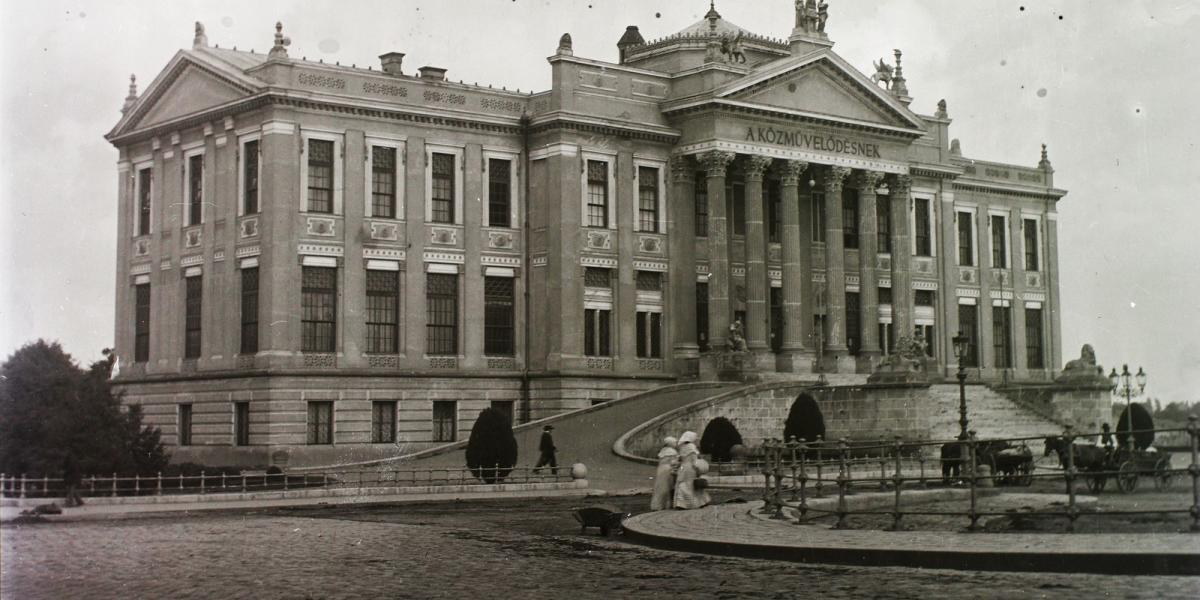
622;502;1200;576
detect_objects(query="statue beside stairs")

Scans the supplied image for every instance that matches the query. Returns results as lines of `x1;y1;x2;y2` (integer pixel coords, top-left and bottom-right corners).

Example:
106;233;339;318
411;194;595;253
867;335;931;385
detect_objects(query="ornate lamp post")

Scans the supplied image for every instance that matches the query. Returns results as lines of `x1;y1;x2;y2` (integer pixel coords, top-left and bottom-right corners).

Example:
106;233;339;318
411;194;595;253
1108;364;1147;448
952;331;971;440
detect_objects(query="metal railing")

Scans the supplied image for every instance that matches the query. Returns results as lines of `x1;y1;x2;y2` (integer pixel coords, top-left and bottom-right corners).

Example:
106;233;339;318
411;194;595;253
754;415;1200;533
0;465;574;501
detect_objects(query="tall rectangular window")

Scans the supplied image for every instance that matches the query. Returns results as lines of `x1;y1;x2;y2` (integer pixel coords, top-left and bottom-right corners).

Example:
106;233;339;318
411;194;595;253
134;283;150;362
638;166;659;233
694;174;708;237
429;153;457;223
876;197;891;253
306;401;333;445
586;160;609;228
371;146;397;219
187;154;203;226
729;181;746;236
371;401;397;444
137;167;152;236
636;312;663;359
307;139;334;213
426;273;458;355
769;287;783;353
184;275;202;359
842;188;859;249
366;270;399;354
993;305;1012;369
584;308;612;357
767;180;782;243
488;158;511;228
811;193;826;242
301;266;337;353
178;404;193;446
696;282;709;352
1025;307;1044;369
243;139;259;215
991;214;1008;268
957;211;975;266
845;291;861;355
240;267;259;354
958;304;979;368
234;402;250;446
1023;218;1040;272
432;400;456;442
914;198;932;256
484;276;515;356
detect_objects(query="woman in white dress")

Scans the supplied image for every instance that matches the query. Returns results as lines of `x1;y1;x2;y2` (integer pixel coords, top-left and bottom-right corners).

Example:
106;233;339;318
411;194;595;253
673;431;711;509
650;436;679;511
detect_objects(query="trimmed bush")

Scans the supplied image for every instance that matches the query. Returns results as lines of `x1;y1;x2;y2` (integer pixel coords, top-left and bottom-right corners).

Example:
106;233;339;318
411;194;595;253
465;407;518;483
783;392;826;445
699;417;744;462
1115;403;1155;450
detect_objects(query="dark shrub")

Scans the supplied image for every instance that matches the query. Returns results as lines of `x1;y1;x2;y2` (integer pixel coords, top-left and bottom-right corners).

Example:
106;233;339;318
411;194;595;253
1115;403;1155;450
783;392;826;445
465;408;518;483
700;417;744;462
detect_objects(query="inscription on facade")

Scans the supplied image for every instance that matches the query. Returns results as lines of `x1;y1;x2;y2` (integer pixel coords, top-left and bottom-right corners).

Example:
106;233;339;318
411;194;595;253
298;73;347;90
745;127;881;158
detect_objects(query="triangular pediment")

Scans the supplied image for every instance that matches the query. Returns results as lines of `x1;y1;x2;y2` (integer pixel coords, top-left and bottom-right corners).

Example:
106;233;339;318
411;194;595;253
716;51;926;133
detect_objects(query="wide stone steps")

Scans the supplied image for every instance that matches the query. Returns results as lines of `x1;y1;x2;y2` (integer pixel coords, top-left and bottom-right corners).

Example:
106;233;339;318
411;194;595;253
928;384;1062;442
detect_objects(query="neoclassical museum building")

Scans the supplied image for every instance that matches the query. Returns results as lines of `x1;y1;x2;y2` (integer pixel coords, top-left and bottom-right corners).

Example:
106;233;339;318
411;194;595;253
107;2;1066;466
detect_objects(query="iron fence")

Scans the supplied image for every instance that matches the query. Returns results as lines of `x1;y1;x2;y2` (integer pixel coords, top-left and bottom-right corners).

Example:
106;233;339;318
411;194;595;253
754;415;1200;533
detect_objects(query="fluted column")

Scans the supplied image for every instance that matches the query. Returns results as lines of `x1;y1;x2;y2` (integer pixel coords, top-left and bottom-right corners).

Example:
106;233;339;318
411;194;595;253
669;156;699;363
822;166;852;355
742;155;773;352
778;160;809;361
702;150;736;350
890;174;914;339
856;170;885;358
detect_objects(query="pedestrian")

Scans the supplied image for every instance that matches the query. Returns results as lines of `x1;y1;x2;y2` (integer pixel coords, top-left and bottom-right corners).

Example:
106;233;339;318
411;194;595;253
534;425;557;475
650;436;679;511
61;453;85;508
1100;423;1114;450
673;431;711;509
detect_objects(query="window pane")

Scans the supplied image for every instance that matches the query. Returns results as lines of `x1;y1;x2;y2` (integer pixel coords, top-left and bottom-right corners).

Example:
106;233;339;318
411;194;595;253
243;140;259;215
484;276;514;356
650;312;662;358
372;401;396;443
636;312;648;358
301;267;337;352
432;153;455;223
307;139;334;213
586;160;608;228
366;270;399;354
958;304;979;368
188;154;203;226
135;283;151;362
179;404;192;446
138;168;152;236
842;188;859;249
426;273;458;355
307;402;333;445
1025;308;1044;369
584;268;611;288
876;196;891;252
240;268;259;354
1023;219;1039;271
638;166;658;232
432;401;456;442
694;173;708;237
488;159;511;228
696;283;709;352
372;146;396;219
235;402;250;446
992;306;1012;369
184;276;202;359
598;309;611;356
914;198;931;256
812;193;825;242
991;215;1007;267
958;212;974;266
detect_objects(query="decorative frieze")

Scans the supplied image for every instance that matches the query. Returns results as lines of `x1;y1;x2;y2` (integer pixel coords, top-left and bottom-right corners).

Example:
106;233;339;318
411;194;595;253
428;357;458;369
636;234;665;255
586;357;614;371
368;355;399;369
363;247;406;261
298;243;344;257
531;255;548;268
180;254;204;267
213;250;225;262
130;263;152;276
580;255;618;268
304;353;336;368
481;254;521;267
236;245;262;258
306;217;337;237
422;250;464;264
637;358;664;372
632;260;668;272
160;259;172;271
487;357;516;370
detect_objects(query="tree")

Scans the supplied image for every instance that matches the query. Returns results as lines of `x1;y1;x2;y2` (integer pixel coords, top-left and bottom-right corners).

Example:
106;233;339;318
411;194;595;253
464;407;518;483
0;341;168;477
699;417;743;462
783;392;826;445
1115;402;1155;451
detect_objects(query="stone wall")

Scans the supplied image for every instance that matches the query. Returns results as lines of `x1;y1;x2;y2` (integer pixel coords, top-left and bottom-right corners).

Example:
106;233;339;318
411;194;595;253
995;384;1112;436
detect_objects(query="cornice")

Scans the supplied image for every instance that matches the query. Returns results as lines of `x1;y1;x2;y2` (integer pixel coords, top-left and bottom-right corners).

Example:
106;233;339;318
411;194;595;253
953;180;1067;200
664;100;923;141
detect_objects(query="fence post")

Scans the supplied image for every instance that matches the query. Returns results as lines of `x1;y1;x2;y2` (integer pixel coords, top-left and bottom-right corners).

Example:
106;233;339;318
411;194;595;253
917;448;928;488
19;474;26;499
796;438;809;522
88;475;95;496
134;474;140;496
1063;425;1078;533
834;438;850;529
157;472;163;496
889;436;904;531
1188;415;1199;533
771;440;787;520
179;473;184;491
878;436;888;492
787;437;800;502
221;472;227;490
199;471;205;495
814;436;826;498
759;440;775;514
111;472;118;498
966;432;980;531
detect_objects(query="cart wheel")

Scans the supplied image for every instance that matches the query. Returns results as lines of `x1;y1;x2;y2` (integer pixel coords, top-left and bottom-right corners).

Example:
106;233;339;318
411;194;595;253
1086;474;1106;493
1116;461;1139;493
1153;457;1173;491
1016;462;1034;487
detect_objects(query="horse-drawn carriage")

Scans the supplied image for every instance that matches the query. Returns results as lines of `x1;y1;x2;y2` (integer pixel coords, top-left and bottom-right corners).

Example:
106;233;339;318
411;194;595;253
940;439;1035;486
1042;438;1174;493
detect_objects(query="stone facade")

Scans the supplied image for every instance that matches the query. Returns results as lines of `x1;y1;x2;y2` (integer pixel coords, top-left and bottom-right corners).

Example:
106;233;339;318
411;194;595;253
105;7;1067;467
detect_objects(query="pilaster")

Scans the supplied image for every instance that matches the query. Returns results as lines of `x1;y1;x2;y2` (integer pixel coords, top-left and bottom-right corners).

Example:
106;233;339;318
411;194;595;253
668;156;699;366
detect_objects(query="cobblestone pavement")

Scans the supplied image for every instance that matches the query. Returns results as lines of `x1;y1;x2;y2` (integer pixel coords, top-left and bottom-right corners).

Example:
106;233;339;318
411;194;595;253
3;496;1198;599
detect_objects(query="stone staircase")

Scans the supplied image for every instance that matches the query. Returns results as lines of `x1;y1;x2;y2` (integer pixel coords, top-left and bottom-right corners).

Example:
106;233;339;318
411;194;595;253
929;384;1063;441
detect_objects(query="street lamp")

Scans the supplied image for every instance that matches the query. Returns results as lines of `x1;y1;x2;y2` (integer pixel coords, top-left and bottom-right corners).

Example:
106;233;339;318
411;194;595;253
952;330;971;440
1108;364;1147;449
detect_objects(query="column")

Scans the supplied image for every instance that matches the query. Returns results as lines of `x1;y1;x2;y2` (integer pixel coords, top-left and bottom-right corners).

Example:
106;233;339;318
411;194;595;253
856;170;885;358
889;174;914;341
778;160;809;363
742;155;773;353
701;150;736;350
668;156;699;363
822;166;851;358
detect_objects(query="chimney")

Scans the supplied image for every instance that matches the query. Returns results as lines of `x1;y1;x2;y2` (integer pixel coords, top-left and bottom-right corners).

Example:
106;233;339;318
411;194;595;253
616;25;645;64
379;52;405;76
418;66;448;81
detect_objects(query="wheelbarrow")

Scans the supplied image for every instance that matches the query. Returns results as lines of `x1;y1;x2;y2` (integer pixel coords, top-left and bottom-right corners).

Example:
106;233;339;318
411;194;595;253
573;504;629;536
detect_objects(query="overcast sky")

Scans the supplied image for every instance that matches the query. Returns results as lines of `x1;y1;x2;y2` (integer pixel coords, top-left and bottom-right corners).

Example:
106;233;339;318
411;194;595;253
1;0;1197;404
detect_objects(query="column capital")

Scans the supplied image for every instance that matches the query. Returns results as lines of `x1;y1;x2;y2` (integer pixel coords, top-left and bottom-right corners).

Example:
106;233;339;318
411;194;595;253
742;155;774;181
854;170;886;191
699;150;736;177
777;160;809;186
670;155;694;183
891;173;913;196
823;166;852;194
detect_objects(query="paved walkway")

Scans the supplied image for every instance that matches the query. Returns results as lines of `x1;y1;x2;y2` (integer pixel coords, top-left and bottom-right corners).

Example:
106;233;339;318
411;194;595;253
623;497;1200;575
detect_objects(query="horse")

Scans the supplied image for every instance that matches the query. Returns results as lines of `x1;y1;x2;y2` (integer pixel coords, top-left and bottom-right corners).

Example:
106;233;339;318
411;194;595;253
940;437;968;483
1043;436;1110;490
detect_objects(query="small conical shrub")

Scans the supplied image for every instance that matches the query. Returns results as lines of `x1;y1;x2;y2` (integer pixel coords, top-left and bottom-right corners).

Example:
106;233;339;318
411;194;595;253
700;417;744;462
783;392;826;445
465;408;518;483
1115;403;1155;450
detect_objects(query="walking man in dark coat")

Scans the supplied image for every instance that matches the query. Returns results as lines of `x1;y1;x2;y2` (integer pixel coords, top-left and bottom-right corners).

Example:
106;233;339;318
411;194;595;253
534;425;557;475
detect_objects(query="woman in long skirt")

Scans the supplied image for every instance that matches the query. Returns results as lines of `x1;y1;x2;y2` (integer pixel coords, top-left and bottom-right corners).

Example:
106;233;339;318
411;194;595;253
650;437;679;510
673;431;711;509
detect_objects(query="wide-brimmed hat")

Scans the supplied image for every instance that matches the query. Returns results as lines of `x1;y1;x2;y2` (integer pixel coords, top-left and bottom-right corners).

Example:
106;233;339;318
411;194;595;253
543;425;554;431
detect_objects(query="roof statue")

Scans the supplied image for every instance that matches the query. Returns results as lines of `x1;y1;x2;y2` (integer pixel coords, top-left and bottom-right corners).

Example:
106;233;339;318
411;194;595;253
268;21;291;60
795;0;827;37
871;58;893;88
193;21;208;49
818;1;829;33
121;74;138;114
936;99;948;119
719;30;747;64
557;33;573;56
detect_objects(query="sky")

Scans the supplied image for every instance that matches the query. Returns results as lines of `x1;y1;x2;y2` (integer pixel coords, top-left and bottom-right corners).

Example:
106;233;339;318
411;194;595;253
1;0;1197;404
